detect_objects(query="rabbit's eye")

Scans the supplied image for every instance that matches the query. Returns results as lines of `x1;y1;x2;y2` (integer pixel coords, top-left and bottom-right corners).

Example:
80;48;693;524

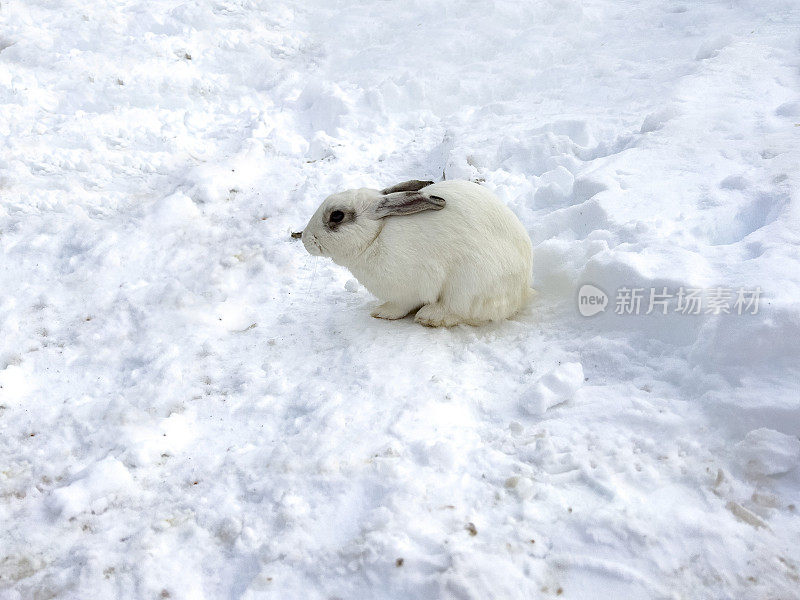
329;210;345;224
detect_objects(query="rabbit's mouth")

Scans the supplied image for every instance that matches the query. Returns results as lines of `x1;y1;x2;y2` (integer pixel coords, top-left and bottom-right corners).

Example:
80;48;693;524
301;232;324;256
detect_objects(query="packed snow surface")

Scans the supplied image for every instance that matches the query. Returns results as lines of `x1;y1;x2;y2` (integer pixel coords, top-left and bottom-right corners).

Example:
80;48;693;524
2;0;800;598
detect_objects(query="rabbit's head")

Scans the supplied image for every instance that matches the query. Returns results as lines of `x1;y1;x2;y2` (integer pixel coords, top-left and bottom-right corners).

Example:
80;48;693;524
301;182;443;264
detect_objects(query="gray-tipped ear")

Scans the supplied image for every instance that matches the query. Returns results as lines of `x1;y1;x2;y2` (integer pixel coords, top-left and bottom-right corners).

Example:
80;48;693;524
381;180;435;194
368;191;445;219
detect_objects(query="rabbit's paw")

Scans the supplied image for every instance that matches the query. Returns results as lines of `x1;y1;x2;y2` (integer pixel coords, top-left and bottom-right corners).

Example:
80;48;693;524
371;301;416;320
414;303;462;327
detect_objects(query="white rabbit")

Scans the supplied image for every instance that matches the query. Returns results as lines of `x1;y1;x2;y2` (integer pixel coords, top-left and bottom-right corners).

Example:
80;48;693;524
301;179;533;326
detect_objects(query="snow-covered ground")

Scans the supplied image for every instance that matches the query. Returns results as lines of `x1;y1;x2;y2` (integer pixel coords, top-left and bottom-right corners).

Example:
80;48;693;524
2;0;800;597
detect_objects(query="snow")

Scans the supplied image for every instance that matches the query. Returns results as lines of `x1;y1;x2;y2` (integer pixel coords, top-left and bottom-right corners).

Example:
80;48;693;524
522;362;585;415
1;0;799;598
46;456;136;521
735;428;800;478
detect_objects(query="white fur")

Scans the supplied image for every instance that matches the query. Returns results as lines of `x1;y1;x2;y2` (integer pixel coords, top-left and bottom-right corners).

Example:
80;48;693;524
301;180;533;326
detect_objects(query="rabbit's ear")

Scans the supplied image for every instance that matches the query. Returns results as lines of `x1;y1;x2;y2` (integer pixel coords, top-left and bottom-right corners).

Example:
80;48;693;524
368;191;445;219
381;180;435;194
